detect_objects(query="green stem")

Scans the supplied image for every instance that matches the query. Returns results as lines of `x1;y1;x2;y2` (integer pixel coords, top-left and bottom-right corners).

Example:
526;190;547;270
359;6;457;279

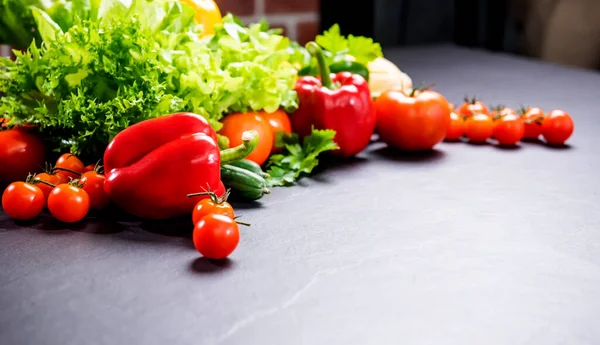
305;41;334;90
220;131;259;165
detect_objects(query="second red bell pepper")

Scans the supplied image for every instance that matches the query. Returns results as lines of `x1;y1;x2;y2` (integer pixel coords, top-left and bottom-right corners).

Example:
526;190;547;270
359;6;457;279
291;42;376;157
103;112;257;219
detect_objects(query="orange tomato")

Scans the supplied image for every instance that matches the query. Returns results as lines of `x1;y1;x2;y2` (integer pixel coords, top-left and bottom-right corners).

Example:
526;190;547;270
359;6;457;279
457;98;489;118
180;0;222;37
521;107;545;140
445;112;465;141
260;109;292;153
219;112;274;166
465;114;494;143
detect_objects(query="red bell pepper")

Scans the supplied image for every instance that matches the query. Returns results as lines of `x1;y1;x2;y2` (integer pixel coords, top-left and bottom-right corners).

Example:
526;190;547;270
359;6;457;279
291;42;376;157
103;112;257;219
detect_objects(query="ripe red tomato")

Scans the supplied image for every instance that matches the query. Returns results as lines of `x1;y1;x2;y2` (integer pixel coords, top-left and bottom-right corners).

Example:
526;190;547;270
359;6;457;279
521;107;545;140
457;98;489;118
489;106;515;120
374;89;451;151
260;109;292;153
0;130;46;185
80;171;109;209
193;214;240;259
192;198;234;225
542;110;574;145
83;164;96;172
1;181;44;220
493;114;525;146
219;112;274;166
465;114;494;143
34;172;62;207
47;183;90;223
55;154;84;183
445;112;465;141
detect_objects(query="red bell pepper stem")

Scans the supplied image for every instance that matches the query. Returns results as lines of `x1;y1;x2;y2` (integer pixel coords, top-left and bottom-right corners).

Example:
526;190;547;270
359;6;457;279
306;42;334;90
220;130;259;165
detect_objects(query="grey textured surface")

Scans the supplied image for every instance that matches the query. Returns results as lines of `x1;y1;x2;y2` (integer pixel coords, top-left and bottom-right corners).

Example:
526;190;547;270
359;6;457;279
2;45;600;345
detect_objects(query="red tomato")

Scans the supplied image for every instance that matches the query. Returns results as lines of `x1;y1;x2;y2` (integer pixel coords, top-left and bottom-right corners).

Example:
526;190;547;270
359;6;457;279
193;214;240;259
445;112;465;141
542;110;574;145
83;164;96;172
260;109;292;153
219;112;274;166
47;183;90;223
33;172;61;207
457;98;489;118
55;154;84;183
1;181;44;220
489;106;515;120
493;114;525;146
374;90;451;151
465;114;494;143
0;130;46;185
192;198;234;225
521;107;545;140
80;171;109;209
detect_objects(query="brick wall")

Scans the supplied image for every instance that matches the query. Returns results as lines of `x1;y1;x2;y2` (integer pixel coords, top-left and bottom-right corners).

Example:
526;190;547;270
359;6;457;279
217;0;320;44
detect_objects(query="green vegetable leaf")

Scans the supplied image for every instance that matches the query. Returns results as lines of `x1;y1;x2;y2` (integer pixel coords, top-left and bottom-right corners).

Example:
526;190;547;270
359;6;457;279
347;35;383;64
315;24;347;55
266;128;339;186
30;7;62;44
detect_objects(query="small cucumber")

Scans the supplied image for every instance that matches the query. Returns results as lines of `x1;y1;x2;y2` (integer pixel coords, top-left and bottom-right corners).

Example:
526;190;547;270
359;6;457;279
221;164;271;201
228;159;270;179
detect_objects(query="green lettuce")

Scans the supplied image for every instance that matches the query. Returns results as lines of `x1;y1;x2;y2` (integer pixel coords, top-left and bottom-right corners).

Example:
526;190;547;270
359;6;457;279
0;0;298;159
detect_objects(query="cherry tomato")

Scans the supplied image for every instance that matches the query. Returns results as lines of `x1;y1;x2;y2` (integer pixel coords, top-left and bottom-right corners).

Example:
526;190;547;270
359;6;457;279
33;172;61;207
375;89;451;151
489;105;515;120
260;109;292;153
457;97;489;118
521;107;545;140
193;214;240;259
2;181;44;220
542;110;574;145
47;183;90;223
83;164;96;172
219;112;274;166
192;198;234;225
55;154;84;183
445;112;465;141
465;113;494;143
493;114;525;146
80;171;109;209
0;129;46;185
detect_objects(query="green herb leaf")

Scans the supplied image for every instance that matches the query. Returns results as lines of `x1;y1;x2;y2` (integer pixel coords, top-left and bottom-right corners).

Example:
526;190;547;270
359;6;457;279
266;128;339;187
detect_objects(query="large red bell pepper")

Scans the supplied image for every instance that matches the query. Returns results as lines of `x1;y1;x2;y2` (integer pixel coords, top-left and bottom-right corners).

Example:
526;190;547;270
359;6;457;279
291;42;376;157
103;112;257;219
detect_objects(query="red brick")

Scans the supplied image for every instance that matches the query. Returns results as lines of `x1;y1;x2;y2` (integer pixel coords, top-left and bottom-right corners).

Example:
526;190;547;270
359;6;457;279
265;0;319;13
216;0;255;16
296;21;319;45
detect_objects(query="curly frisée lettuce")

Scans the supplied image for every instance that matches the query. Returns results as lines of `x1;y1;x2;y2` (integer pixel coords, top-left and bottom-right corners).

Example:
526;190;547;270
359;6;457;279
0;0;298;158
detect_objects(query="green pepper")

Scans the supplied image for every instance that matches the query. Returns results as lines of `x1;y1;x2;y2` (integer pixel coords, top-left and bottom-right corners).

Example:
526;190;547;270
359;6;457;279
329;61;370;81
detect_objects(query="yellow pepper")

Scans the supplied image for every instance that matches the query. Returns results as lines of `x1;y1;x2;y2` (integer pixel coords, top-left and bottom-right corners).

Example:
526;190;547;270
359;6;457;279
180;0;222;37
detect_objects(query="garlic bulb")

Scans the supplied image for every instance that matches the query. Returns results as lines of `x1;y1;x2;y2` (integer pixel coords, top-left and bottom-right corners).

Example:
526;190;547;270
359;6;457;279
367;57;413;97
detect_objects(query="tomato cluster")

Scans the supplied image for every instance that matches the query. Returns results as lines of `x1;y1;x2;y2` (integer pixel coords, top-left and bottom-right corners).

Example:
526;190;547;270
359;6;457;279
1;153;109;222
188;189;245;260
445;97;574;146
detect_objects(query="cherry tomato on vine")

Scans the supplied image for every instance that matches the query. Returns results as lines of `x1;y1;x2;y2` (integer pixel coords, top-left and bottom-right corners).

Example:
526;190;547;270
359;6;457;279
193;214;240;259
1;181;44;220
457;97;489;118
34;171;61;207
219;112;273;166
55;154;84;183
80;171;109;209
260;109;292;154
493;114;525;146
375;89;451;151
465;114;494;143
192;198;234;225
520;107;545;140
47;183;90;223
542;110;574;145
0;129;46;185
489;105;515;120
445;112;465;141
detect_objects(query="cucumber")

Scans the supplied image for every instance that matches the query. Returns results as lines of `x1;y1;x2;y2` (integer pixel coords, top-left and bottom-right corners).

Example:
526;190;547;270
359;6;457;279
228;159;270;179
220;164;271;201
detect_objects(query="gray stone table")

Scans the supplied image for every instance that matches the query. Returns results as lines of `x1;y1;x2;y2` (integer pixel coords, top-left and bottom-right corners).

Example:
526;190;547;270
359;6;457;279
2;44;600;345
